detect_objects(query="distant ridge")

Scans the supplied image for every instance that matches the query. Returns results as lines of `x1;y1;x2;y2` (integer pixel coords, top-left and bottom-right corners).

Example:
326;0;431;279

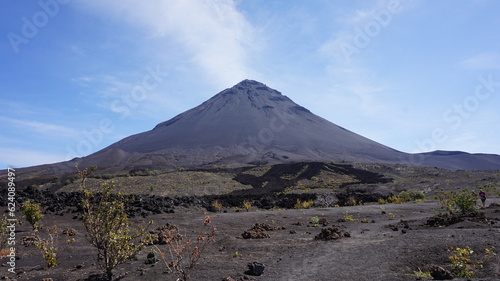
15;79;500;174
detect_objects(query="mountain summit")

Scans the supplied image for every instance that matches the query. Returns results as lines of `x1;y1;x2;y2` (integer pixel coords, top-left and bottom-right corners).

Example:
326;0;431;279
34;80;500;173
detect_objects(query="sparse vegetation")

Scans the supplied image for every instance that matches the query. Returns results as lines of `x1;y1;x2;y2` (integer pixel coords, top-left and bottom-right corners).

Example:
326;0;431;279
33;228;58;268
0;215;8;247
339;211;357;222
379;189;425;204
448;246;497;278
310;216;320;226
155;219;217;281
345;196;363;206
484;246;496;259
407;269;432;278
449;246;476;278
211;200;223;212
294;199;314;209
243;200;252;212
21;199;44;231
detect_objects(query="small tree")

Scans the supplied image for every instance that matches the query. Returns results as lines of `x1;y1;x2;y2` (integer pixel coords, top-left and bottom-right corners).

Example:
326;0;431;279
21;199;44;231
399;189;425;201
453;190;478;214
78;165;151;281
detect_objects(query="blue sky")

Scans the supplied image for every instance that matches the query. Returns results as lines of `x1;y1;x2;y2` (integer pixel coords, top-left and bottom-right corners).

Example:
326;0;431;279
1;0;500;168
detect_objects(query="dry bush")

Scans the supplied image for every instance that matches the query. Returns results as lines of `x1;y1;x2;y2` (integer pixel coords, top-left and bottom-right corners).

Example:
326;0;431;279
211;200;223;212
294;199;314;209
155;218;216;281
243;200;252;212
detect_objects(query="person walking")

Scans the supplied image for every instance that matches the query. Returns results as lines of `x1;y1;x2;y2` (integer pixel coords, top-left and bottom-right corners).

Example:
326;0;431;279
478;189;487;208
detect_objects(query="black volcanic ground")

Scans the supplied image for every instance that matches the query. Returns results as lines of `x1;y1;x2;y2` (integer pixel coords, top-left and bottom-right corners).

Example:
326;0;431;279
1;162;500;280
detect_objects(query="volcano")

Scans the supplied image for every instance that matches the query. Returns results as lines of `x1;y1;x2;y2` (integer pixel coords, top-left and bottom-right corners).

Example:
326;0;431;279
105;80;404;164
32;80;500;173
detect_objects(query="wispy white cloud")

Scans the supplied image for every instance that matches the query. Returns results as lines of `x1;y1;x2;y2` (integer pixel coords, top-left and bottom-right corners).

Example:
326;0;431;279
459;52;500;69
78;0;259;89
0;117;79;138
319;0;406;65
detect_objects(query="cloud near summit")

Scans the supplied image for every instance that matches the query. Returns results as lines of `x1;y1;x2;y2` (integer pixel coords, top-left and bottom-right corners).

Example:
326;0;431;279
79;0;258;88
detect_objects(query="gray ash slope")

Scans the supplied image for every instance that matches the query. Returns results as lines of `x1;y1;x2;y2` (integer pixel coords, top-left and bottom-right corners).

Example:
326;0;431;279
104;79;405;165
21;80;500;174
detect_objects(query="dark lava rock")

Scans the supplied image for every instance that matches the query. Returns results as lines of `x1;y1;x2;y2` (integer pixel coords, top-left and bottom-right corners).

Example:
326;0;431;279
241;223;285;239
149;223;180;244
314;226;347;241
430;265;454;280
318;218;329;226
245;262;265;276
144;252;159;265
242;229;270;239
426;212;486;227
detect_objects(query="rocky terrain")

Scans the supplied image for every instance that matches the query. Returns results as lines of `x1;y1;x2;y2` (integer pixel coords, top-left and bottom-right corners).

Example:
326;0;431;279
1;161;499;280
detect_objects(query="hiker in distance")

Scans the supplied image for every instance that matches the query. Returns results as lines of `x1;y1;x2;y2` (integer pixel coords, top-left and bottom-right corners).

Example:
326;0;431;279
478;189;487;208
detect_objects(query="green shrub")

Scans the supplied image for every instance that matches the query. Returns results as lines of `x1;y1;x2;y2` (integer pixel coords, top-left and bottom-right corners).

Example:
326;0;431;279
21;199;44;231
341;211;357;222
78;165;151;281
386;195;405;204
399;189;425;201
435;189;478;214
453;191;477;214
33;233;57;268
82;182;151;280
378;198;388;204
407;270;432;278
310;216;320;225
